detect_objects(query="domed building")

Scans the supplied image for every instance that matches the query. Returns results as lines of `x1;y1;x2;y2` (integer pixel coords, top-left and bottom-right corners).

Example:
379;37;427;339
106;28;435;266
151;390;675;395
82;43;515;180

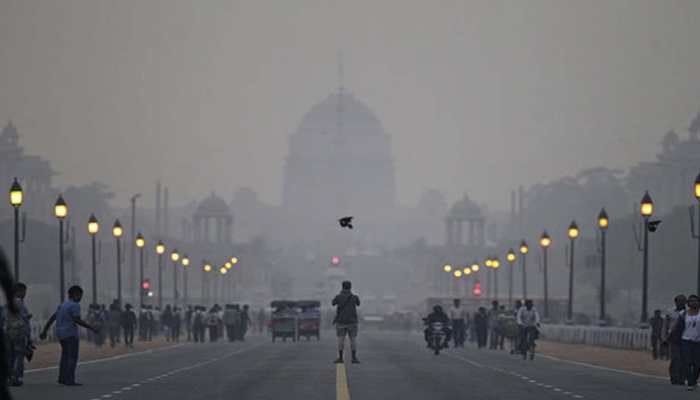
282;88;396;222
192;192;233;244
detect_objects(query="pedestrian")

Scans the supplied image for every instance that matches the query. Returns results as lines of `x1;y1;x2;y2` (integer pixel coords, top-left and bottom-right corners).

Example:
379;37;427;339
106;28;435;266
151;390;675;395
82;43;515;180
193;306;205;343
239;305;251;341
488;301;501;350
0;247;19;399
185;306;193;341
680;295;700;391
665;294;688;385
172;307;182;342
161;305;173;341
332;280;361;364
650;309;664;360
207;307;220;342
223;304;240;342
121;304;137;348
107;301;122;347
474;307;489;349
449;299;466;348
7;282;32;387
40;285;99;386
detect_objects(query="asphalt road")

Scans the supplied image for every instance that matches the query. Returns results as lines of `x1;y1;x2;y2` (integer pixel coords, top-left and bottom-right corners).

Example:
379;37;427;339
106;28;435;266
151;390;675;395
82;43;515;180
10;332;693;400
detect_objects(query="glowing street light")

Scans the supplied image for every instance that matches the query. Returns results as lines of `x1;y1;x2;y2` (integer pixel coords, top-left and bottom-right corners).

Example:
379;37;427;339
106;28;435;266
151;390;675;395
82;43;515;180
156;241;165;307
540;230;551;319
136;232;145;311
9;178;23;279
113;220;124;304
88;214;100;305
519;240;529;299
443;264;453;273
54;195;68;302
598;208;609;324
171;249;180;306
182;255;190;306
639;191;653;323
566;221;579;322
506;249;516;304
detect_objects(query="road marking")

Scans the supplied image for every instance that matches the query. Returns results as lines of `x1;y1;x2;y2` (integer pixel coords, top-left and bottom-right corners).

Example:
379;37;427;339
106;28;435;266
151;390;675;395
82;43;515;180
538;354;666;380
336;364;351;400
26;344;186;373
446;352;585;399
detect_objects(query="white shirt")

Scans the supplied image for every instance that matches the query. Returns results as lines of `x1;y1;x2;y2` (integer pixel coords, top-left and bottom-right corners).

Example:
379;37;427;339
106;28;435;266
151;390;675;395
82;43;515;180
682;313;700;342
449;305;466;320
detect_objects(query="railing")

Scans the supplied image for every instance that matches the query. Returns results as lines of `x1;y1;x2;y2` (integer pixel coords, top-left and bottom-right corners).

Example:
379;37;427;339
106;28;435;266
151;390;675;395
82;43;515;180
540;324;651;351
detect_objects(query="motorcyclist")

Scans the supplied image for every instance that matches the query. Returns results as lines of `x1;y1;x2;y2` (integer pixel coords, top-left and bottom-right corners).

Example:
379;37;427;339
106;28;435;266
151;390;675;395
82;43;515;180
423;305;452;349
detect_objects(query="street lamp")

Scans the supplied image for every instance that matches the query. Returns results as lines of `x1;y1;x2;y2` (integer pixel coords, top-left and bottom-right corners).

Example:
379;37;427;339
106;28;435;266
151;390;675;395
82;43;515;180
639;191;653;323
540;230;551;319
156;241;166;307
182;255;190;306
171;249;180;306
9;178;22;279
54;195;68;302
113;220;124;305
231;257;239;265
202;261;212;305
443;264;452;273
225;262;232;270
506;249;516;305
453;270;462;278
567;221;579;323
598;208;609;324
470;262;480;273
492;257;500;301
519;240;529;299
135;233;145;312
693;172;700;297
88;214;100;305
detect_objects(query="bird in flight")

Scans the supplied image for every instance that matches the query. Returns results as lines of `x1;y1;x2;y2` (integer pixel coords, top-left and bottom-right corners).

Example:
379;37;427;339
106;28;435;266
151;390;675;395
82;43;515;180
338;216;354;229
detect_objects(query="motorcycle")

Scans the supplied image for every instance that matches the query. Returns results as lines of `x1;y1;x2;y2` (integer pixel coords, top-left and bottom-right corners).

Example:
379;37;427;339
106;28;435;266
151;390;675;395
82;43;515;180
427;322;446;355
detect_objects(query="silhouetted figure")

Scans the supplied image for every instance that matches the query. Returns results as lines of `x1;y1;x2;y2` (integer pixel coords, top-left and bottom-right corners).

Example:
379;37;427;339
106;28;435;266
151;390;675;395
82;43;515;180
332;281;360;364
121;304;136;348
40;286;98;386
474;307;489;349
239;305;251;341
680;295;700;391
666;295;688;385
650;309;664;360
0;248;19;399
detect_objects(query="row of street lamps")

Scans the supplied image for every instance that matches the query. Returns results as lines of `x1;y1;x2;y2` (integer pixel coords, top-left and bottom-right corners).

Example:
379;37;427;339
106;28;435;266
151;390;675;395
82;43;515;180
7;179;241;310
440;184;687;324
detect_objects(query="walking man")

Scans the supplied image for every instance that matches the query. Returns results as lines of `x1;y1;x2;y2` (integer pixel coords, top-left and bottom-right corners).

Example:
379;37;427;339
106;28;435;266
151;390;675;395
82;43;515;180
650;309;664;360
7;282;32;386
332;281;360;364
449;299;467;348
40;285;99;386
665;294;688;385
121;304;136;348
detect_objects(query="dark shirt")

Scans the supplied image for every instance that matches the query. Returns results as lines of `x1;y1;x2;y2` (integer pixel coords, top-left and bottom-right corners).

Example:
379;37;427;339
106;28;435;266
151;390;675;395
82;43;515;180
332;290;360;325
650;316;664;337
425;311;449;325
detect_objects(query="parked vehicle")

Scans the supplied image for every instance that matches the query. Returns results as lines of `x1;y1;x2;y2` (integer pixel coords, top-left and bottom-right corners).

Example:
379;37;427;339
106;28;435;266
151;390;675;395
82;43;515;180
296;300;321;341
270;301;298;342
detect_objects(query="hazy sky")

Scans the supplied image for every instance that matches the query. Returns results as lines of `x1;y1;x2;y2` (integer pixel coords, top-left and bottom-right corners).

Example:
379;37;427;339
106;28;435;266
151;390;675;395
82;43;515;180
1;0;699;210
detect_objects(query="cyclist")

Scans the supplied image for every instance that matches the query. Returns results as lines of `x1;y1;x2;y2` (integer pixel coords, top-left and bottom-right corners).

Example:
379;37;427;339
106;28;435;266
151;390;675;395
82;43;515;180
516;299;540;360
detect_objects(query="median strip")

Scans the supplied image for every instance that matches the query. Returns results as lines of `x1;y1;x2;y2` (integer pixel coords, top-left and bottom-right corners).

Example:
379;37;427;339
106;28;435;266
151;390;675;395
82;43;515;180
336;364;351;400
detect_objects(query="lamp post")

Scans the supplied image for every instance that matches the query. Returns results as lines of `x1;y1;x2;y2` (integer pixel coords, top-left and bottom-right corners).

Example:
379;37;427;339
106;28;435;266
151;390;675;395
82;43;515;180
219;266;228;303
691;172;700;296
492;257;501;301
9;178;23;279
519;240;529;299
598;209;609;324
135;233;145;313
129;193;141;305
170;249;180;307
182;255;190;306
567;221;580;323
484;257;493;300
443;264;452;296
88;214;99;305
156;241;166;308
540;231;552;319
54;195;68;302
506;249;516;305
640;191;654;324
113;220;124;305
202;262;212;305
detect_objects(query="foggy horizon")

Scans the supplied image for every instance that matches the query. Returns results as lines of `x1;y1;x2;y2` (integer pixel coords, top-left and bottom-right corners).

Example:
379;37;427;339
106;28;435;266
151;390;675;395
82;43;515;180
2;0;700;210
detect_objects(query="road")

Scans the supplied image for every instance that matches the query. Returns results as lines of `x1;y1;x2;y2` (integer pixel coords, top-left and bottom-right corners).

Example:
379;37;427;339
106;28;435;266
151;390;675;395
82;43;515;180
10;332;689;400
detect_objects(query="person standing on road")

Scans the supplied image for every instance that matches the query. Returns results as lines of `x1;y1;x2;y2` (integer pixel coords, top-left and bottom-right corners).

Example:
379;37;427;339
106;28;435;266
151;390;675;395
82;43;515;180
40;285;99;386
665;294;687;385
474;307;488;349
0;247;19;399
650;309;664;360
257;308;267;335
681;295;700;391
449;299;466;348
121;304;136;348
239;305;251;341
185;306;193;341
332;281;360;364
7;282;32;387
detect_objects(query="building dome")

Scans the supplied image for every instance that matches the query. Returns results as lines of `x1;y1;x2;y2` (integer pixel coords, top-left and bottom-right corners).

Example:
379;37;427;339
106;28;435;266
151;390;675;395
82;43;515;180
298;91;382;136
449;195;482;219
195;192;231;217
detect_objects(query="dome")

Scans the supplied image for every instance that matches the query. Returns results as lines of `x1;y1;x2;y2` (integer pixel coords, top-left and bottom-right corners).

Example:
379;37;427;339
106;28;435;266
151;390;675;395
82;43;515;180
297;90;383;136
195;192;231;216
448;195;482;219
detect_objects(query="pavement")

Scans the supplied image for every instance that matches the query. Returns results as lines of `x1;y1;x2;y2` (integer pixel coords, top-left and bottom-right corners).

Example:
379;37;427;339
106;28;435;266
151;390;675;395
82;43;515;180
9;331;693;400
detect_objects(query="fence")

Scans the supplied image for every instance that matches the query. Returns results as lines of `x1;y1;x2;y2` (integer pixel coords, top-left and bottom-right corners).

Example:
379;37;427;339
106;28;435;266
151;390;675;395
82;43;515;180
540;324;652;351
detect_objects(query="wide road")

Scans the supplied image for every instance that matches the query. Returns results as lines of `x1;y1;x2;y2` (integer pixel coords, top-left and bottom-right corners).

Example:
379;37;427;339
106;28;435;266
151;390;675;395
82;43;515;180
11;332;688;400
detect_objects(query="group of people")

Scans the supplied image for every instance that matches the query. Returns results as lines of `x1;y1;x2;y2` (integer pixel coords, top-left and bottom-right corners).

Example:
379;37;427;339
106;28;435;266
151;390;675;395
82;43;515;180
423;299;541;357
653;294;700;391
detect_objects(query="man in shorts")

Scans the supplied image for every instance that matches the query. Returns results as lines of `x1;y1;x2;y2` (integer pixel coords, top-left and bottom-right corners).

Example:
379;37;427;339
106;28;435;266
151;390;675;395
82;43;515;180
332;281;360;364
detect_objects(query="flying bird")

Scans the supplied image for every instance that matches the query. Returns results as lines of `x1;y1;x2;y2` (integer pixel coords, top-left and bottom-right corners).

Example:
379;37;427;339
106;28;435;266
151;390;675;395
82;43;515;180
338;216;354;229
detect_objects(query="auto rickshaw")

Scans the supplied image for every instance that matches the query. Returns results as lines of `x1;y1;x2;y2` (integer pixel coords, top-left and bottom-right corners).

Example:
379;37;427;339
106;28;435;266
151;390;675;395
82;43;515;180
296;300;321;340
270;300;297;342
